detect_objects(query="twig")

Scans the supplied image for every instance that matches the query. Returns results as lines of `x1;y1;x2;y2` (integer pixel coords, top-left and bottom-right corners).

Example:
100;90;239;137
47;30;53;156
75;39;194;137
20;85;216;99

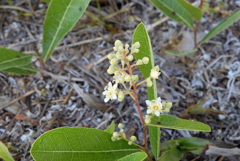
40;81;59;117
194;21;200;48
0;89;36;110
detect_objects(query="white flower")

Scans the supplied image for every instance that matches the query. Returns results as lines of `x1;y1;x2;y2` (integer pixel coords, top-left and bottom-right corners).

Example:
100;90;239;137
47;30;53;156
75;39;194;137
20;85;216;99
102;82;118;102
145;97;163;116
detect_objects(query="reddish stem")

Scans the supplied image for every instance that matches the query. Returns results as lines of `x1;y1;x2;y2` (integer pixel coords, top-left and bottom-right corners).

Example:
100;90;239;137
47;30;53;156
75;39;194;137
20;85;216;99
124;53;152;160
133;83;152;161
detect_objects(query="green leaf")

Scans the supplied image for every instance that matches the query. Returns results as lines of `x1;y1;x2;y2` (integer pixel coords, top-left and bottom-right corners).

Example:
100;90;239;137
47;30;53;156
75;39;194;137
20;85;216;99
30;127;140;161
2;64;37;75
149;0;194;29
177;137;211;154
165;48;198;57
177;0;202;20
0;47;32;70
117;152;147;161
161;137;212;155
132;22;157;101
158;145;184;161
104;121;115;134
42;0;90;61
148;116;161;160
132;22;159;160
200;9;240;44
0;141;15;161
146;114;211;132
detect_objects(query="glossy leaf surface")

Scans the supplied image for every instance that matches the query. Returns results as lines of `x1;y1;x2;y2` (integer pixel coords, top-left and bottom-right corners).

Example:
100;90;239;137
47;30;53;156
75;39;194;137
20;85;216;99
117;152;147;161
177;0;202;20
146;114;211;132
30;127;140;161
149;0;194;29
42;0;90;61
0;47;36;75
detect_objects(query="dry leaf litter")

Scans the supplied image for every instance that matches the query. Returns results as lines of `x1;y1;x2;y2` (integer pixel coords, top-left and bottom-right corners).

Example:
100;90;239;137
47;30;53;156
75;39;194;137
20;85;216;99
0;0;239;160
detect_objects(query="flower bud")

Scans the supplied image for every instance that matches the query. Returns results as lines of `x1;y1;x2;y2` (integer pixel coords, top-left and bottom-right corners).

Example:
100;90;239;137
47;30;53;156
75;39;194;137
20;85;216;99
142;57;149;64
128;141;133;145
108;54;115;60
107;68;115;74
127;55;134;61
124;74;131;82
133;42;140;48
133;49;139;53
125;44;129;52
131;75;139;82
153;65;160;71
110;58;118;65
118;91;124;101
113;47;117;51
146;80;153;87
130;136;137;142
116;52;122;59
163;102;172;112
145;118;151;124
162;102;166;107
118;123;124;129
118;46;123;51
115;40;122;46
118;77;125;84
114;71;120;76
150;70;160;79
111;136;117;141
136;60;143;65
166;102;172;108
120;129;124;133
113;132;119;138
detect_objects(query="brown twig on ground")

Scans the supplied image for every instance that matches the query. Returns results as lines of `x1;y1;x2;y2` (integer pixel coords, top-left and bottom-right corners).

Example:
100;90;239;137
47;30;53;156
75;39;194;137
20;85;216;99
0;89;36;111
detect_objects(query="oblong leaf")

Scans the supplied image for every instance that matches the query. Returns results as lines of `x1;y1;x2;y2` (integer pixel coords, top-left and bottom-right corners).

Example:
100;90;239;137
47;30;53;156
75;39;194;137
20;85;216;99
165;48;198;57
146;114;211;132
117;152;147;161
177;0;202;20
0;47;32;71
42;0;90;61
161;137;212;156
149;0;194;29
2;64;37;75
30;127;140;161
200;9;240;44
132;22;159;160
132;23;157;100
0;141;15;161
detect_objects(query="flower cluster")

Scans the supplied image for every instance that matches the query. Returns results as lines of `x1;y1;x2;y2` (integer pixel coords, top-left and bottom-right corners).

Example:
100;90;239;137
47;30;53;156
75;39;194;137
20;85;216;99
111;123;137;145
145;97;172;123
103;40;142;102
103;40;163;103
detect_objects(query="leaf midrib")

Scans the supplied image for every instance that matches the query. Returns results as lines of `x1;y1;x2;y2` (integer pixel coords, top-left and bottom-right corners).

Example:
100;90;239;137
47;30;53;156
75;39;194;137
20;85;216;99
0;55;31;64
161;0;193;29
44;0;74;61
32;149;140;153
